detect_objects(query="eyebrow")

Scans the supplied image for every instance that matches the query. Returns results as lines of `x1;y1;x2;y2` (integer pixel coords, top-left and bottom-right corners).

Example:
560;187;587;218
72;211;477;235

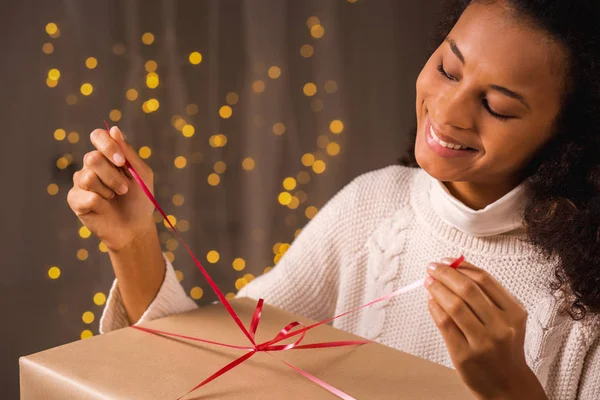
445;38;530;110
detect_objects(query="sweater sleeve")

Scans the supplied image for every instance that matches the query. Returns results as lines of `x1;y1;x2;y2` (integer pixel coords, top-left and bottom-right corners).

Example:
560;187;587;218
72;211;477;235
577;331;600;399
236;177;359;322
99;253;198;333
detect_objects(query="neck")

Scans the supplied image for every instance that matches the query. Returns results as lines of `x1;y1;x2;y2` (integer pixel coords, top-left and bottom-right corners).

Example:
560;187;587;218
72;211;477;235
444;179;522;210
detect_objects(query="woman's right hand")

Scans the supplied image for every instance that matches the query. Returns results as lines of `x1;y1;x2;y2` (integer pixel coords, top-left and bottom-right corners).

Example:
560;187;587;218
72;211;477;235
67;126;156;252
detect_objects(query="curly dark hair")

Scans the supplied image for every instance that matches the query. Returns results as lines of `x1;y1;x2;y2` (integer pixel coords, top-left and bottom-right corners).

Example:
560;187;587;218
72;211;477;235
401;0;600;320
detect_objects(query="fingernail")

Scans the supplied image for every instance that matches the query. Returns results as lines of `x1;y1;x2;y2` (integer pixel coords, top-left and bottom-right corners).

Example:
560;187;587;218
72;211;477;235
441;258;454;265
424;276;434;287
427;263;438;273
113;153;125;165
427;292;433;300
118;184;128;195
115;127;125;141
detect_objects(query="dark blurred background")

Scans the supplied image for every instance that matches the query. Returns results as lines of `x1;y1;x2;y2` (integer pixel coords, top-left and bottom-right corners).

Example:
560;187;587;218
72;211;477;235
0;0;442;397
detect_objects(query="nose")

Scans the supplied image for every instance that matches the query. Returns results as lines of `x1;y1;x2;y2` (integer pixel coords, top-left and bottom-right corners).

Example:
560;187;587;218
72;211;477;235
432;86;474;131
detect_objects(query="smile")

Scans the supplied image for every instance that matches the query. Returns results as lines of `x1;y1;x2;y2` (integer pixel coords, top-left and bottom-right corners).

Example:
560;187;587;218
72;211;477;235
429;126;469;150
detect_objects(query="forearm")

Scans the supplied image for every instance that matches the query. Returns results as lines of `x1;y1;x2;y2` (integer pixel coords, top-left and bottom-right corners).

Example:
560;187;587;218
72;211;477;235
107;222;166;324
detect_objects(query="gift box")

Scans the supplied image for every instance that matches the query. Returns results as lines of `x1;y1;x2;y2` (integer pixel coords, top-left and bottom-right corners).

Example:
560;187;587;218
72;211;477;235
20;297;470;399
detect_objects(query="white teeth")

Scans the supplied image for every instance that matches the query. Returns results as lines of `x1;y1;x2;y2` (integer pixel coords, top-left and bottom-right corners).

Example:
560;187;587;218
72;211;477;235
429;126;466;150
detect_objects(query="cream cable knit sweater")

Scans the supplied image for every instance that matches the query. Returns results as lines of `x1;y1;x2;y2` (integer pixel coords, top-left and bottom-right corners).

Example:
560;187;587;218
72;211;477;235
100;166;600;399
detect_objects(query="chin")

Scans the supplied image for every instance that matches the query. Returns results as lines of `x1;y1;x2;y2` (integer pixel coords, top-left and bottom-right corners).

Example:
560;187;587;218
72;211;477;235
414;129;458;182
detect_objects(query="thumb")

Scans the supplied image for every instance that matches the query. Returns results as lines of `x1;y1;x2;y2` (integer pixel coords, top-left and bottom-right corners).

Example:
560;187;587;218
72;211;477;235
108;126;145;170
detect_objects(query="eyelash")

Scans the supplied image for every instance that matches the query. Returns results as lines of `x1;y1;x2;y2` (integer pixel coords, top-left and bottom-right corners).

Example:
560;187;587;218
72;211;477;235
436;63;511;121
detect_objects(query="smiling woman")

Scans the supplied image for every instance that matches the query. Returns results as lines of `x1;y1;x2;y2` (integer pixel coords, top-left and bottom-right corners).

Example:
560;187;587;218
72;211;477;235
68;1;600;399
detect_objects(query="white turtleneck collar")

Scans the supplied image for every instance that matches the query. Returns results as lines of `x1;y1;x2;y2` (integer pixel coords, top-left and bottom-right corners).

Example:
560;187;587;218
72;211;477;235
427;173;527;237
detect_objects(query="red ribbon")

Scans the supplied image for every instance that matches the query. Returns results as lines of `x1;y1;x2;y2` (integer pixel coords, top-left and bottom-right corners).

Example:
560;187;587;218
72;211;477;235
104;122;464;399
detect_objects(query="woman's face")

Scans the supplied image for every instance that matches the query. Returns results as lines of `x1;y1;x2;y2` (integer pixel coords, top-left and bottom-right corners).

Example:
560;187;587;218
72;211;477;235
415;1;568;188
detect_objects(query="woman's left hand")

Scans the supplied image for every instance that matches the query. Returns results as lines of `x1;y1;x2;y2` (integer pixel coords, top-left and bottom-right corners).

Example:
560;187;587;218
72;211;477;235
425;258;548;400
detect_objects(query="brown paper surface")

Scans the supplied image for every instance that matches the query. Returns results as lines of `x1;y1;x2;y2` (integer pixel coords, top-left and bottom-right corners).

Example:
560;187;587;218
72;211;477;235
20;298;471;399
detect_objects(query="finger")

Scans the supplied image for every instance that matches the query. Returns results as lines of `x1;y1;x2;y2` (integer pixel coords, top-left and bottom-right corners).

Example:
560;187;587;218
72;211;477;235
90;128;127;167
427;262;498;325
67;187;110;216
83;151;129;195
425;276;483;344
73;169;116;200
441;258;519;312
108;126;146;171
427;296;468;350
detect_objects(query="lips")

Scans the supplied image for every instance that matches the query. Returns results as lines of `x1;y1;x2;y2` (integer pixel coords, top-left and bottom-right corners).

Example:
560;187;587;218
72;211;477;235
427;118;476;151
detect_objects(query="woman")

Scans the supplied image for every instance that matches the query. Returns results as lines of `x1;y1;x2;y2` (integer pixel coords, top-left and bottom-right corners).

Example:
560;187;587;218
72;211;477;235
67;0;600;398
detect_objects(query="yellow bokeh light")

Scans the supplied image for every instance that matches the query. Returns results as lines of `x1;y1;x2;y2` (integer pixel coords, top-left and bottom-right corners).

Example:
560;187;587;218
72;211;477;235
297;171;311;184
209;134;228;148
325;80;338;93
226;292;236;300
219;105;233;119
80;83;93;96
305;206;318;219
226;92;239;105
232;258;246;271
330;119;344;134
268;66;281;79
252;80;265;93
186;103;199;115
312;160;326;174
348;0;358;3
235;278;248;291
142;101;150;113
67;132;79;144
48;266;61;279
175;270;184;281
272;122;286;136
172;193;185;206
80;330;93;340
242;157;255;171
214;161;227;174
300;44;314;58
146;98;160;111
288;196;300;210
45;22;58;35
327;142;341;156
274;254;282;264
189;51;203;64
166;238;178;251
52;156;66;172
278;192;292;206
42;42;54;54
139;146;151;159
165;251;175;263
99;241;108;252
296;190;308;204
317;135;329;149
172;115;186;131
207;250;220;264
48;68;60;81
243;273;255;282
279;243;290;254
146;72;159;89
82;311;95;324
178;220;190;232
301;153;315;167
310;24;325;39
264;267;273;274
164;215;177;228
109;109;122;122
182;124;195;137
283;177;297;191
306;16;321;28
77;249;88;261
145;60;157;72
47;183;59;195
303;82;317;96
85;57;98;69
190;287;204;300
93;292;106;306
46;78;58;88
53;129;66;141
126;88;138;101
66;94;78;105
142;32;155;45
207;173;221;186
79;226;91;238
